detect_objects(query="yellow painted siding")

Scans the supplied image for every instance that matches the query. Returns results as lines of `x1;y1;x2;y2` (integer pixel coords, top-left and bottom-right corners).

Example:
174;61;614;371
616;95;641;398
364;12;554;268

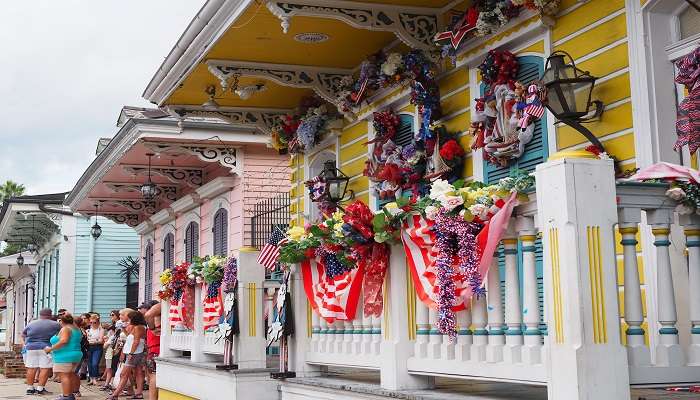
516;40;544;55
438;68;469;95
440;88;469;116
158;390;197;400
340;121;368;146
552;0;624;43
557;102;632;149
554;14;627;61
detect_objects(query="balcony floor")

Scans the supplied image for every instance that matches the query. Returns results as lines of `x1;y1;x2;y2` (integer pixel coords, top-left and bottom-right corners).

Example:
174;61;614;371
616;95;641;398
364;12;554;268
282;368;700;399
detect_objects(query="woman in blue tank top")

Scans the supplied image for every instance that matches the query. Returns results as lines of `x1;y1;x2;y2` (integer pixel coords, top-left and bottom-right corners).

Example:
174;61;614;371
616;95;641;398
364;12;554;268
44;314;83;400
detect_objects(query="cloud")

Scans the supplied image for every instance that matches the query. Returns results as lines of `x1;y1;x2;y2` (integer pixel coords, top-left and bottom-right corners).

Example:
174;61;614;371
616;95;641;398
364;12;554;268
0;0;204;195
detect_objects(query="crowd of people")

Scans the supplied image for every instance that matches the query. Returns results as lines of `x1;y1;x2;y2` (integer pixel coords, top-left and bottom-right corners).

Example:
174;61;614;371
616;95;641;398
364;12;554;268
20;300;162;400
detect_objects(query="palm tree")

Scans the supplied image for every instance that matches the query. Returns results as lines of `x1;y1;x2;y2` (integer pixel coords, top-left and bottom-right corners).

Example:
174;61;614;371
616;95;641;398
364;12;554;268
0;180;25;204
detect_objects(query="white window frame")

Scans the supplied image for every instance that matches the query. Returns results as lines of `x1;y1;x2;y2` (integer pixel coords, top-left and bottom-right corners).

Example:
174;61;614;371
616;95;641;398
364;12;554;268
304;149;337;222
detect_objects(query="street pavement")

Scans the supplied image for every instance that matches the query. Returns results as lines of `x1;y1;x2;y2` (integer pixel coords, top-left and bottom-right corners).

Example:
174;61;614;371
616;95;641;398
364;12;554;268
0;377;151;399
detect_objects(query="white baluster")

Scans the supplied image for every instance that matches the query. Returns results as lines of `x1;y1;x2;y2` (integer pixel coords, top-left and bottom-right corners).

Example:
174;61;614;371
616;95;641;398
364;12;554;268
352;311;363;354
344;320;354;353
332;320;343;353
311;311;320;352
456;308;472;361
319;317;328;353
504;233;523;363
427;307;442;359
371;315;381;354
617;212;650;366
647;209;684;366
415;299;429;358
471;295;488;362
517;215;541;365
362;310;372;354
486;253;504;362
680;216;700;365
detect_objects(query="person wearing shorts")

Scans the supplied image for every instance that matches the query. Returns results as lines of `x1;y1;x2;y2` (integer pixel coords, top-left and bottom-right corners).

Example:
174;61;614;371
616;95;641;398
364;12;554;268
45;314;83;400
108;310;147;400
22;308;60;395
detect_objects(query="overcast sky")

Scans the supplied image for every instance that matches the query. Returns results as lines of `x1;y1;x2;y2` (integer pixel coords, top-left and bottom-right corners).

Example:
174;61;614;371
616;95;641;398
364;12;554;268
0;1;204;195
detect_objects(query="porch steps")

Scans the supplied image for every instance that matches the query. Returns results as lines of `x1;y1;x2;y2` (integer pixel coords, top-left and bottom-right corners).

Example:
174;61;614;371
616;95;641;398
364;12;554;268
279;370;700;400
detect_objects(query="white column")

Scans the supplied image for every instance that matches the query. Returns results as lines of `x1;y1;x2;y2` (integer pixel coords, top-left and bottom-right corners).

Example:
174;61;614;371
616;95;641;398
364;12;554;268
680;216;700;365
380;243;434;390
414;299;429;358
647;209;685;366
503;234;523;364
517;216;542;365
191;284;218;362
471;294;488;362
456;308;472;361
287;264;322;378
486;255;504;362
234;249;267;368
427;307;442;359
536;157;630;400
158;300;179;358
617;209;651;367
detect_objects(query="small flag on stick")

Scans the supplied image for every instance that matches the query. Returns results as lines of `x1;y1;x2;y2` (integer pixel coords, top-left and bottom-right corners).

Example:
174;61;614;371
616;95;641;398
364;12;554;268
257;226;288;271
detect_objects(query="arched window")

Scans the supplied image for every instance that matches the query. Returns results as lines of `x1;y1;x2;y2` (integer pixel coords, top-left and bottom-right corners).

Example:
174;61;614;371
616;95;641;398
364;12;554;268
212;208;228;256
163;232;174;269
184;221;199;263
144;241;154;301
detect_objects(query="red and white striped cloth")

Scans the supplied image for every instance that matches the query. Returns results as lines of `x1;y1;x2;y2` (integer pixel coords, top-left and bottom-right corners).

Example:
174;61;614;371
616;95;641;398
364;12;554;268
301;256;364;323
402;192;519;309
203;284;224;330
168;300;182;326
167;287;195;330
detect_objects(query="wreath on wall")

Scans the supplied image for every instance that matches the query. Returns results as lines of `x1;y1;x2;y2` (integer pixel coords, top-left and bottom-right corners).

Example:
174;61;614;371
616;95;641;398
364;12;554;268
469;50;546;167
270;96;343;154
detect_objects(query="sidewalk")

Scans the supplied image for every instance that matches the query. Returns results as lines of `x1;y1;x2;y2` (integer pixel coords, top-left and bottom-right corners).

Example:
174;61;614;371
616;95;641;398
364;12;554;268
0;377;150;399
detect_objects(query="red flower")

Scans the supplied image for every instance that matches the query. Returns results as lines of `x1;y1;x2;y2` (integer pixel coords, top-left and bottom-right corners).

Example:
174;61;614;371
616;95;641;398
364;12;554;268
585;145;601;156
440;139;465;161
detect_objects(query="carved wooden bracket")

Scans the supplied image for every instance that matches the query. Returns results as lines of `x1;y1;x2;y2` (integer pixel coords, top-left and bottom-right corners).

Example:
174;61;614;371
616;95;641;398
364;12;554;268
166;106;288;135
100;213;142;227
122;165;204;188
266;0;440;49
104;182;178;202
141;142;242;175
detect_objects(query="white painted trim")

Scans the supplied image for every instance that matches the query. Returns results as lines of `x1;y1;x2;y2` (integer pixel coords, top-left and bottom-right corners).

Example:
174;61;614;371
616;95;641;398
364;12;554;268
440;84;469;101
304;150;335;222
171;193;202;215
195;176;237;200
340;134;366;149
150;208;176;226
574;38;628;65
340;153;367;167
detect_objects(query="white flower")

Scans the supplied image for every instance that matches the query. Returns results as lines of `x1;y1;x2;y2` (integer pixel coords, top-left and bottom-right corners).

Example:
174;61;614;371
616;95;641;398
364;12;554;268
424;205;439;220
381;53;403;76
468;203;490;220
675;203;695;215
440;195;464;211
666;187;687;201
429;179;455;202
384;202;402;216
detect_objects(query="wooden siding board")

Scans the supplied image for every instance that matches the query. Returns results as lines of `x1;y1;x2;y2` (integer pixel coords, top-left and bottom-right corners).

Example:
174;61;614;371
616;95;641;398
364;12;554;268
553;14;627;61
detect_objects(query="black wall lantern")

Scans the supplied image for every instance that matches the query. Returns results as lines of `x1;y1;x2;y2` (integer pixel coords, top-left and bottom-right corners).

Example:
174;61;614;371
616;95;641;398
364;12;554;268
140;153;158;200
91;203;102;240
16;252;24;267
541;51;605;152
321;160;354;204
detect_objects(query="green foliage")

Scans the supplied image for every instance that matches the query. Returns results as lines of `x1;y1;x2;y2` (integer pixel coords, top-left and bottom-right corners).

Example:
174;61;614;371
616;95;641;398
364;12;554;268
0;180;25;204
0;243;21;257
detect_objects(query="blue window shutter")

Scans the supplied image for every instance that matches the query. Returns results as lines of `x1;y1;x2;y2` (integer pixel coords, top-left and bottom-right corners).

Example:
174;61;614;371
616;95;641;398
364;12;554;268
144;242;154;301
376;114;414;209
482;55;549;184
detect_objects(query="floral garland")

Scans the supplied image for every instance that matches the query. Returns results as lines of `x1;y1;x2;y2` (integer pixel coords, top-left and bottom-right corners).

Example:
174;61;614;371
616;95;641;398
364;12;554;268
222;256;238;292
435;1;561;60
373;172;535;337
158;262;195;301
434;126;467;183
336;50;442;138
270;97;342;154
673;46;700;154
279;200;390;317
191;255;227;299
470;50;546;167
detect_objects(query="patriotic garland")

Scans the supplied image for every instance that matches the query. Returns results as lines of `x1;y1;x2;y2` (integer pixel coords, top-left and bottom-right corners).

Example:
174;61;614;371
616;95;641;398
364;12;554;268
470;50;546;167
270;97;343;154
373;171;534;339
674;46;700;155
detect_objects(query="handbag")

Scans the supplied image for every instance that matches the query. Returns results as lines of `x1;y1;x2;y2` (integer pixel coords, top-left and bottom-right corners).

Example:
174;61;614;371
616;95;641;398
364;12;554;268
112;363;124;387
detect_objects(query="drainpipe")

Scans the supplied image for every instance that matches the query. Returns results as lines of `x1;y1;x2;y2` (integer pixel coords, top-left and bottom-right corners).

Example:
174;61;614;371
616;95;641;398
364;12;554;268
86;218;96;312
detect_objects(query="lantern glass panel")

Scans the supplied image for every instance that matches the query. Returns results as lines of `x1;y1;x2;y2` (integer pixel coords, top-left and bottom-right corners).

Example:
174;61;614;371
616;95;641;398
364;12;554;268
91;223;102;240
16;254;24;266
327;178;348;203
141;182;157;200
546;78;595;119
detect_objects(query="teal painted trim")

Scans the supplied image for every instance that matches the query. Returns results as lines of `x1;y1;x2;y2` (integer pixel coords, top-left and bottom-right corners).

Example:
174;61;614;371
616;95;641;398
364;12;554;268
319;329;329;334
488;328;505;336
361;329;372;334
336;330;346;335
523;328;541;336
458;329;473;335
311;329;321;334
521;246;536;252
620;239;638;246
654;240;671;246
625;327;645;336
659;327;679;335
371;329;381;334
428;329;441;335
505;328;523;335
473;329;489;336
686;241;700;248
503;249;518;255
691;327;700;334
416;329;431;335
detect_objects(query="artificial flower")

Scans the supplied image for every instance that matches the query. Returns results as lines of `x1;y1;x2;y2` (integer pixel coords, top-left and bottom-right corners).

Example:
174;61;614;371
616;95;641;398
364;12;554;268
287;226;307;242
666;187;687;201
381;53;403;76
439;139;465;161
424;205;439;220
468;203;490;220
429;179;456;201
441;195;464;211
384;202;402;216
459;208;475;222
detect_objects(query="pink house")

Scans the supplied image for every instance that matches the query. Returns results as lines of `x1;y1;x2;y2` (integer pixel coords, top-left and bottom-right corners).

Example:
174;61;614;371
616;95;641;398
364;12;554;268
66;106;290;302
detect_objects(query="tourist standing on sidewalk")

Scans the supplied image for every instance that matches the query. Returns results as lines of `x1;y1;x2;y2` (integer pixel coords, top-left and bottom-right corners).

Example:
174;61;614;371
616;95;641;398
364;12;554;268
21;308;60;395
44;314;83;400
100;310;121;389
144;301;161;400
109;311;147;399
86;314;105;385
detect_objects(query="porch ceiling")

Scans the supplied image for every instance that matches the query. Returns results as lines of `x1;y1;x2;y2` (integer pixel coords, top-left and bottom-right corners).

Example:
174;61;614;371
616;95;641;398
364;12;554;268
160;0;458;108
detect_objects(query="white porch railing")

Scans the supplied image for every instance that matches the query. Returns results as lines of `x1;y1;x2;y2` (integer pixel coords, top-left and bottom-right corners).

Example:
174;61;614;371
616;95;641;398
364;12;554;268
286;157;700;399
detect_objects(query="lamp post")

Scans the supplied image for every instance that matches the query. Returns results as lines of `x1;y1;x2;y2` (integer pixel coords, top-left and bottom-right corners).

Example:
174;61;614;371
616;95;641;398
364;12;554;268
320;160;354;206
541;51;605;152
140;153;158;200
91;203;102;240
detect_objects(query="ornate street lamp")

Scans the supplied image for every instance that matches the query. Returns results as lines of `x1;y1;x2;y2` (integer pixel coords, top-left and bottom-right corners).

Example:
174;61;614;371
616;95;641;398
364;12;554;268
140;153;158;200
541;51;605;152
91;203;102;240
320;160;354;204
16;252;24;267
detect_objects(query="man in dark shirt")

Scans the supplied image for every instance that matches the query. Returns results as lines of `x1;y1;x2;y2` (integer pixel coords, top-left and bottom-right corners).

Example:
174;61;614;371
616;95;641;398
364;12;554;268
22;308;60;395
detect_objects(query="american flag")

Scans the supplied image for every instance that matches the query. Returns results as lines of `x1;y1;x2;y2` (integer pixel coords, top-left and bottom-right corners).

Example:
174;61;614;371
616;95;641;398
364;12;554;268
257;226;287;271
202;284;224;330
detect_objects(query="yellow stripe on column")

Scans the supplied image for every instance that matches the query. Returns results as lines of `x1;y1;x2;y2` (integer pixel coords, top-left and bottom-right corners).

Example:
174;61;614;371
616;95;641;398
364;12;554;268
406;263;416;341
587;226;608;343
549;228;564;344
248;282;256;337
